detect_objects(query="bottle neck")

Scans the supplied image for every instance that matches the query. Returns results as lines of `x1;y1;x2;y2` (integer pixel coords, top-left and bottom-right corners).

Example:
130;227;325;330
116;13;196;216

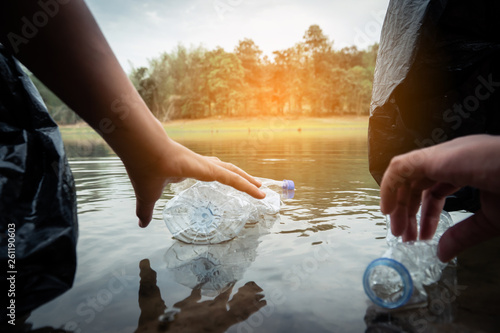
363;258;413;309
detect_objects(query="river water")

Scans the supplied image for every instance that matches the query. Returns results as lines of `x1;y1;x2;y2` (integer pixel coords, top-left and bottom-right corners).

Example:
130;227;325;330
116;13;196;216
26;128;499;332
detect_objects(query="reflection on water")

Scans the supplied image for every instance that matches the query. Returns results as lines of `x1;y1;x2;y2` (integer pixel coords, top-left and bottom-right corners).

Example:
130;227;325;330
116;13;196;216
63;138;114;158
21;131;500;333
364;264;458;332
135;259;265;333
164;215;278;297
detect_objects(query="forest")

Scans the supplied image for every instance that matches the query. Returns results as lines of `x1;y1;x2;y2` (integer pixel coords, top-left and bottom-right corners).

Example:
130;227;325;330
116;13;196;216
32;25;378;124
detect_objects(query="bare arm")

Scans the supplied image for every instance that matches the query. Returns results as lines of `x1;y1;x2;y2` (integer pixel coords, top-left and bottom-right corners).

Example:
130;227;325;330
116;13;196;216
0;0;264;227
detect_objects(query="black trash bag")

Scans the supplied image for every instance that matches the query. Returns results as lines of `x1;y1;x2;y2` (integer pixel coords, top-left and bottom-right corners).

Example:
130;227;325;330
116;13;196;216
0;44;78;323
369;0;500;211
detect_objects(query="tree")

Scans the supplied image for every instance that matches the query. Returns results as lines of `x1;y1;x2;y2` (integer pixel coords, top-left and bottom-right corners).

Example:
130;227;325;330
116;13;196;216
235;39;263;116
128;26;378;119
205;47;244;116
303;24;331;53
29;74;81;125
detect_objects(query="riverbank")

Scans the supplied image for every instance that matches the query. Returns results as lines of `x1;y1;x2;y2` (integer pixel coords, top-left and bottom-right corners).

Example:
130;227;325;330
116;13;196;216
59;116;368;142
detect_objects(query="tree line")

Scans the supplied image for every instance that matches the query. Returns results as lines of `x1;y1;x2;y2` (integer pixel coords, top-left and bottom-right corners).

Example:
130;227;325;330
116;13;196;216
31;25;378;124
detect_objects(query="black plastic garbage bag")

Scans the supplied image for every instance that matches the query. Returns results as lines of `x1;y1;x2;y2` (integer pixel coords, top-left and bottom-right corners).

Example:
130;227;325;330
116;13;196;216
369;0;500;211
0;44;78;322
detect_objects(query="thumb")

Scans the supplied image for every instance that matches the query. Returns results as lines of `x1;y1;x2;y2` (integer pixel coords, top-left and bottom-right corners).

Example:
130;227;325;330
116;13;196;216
129;175;167;228
136;197;156;228
438;210;500;262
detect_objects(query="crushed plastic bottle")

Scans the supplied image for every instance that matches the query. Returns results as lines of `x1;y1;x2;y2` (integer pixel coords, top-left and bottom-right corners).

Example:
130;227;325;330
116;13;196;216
163;178;294;244
258;178;295;199
170;178;295;200
363;210;453;309
385;210;453;246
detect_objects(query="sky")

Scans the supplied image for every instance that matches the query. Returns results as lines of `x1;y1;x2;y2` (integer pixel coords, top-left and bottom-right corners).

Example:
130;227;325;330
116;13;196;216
85;0;390;72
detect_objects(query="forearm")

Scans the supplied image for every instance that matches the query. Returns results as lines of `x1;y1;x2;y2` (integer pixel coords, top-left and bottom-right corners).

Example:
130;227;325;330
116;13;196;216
0;0;167;167
0;0;265;221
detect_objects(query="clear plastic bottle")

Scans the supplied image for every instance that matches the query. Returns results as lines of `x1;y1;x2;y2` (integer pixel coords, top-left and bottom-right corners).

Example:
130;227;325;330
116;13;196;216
169;178;295;197
258;178;295;199
163;178;293;244
363;210;453;309
385;210;453;246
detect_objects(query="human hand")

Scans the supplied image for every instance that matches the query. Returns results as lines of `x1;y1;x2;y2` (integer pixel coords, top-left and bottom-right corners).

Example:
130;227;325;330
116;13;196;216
0;0;264;228
380;134;500;262
123;136;265;228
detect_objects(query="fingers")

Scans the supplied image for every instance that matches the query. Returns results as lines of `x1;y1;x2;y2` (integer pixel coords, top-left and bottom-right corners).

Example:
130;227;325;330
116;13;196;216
136;197;156;228
380;154;417;214
380;150;443;241
208;157;262;188
130;138;266;229
385;176;424;239
380;171;405;215
192;154;264;198
401;186;422;241
388;182;423;241
419;183;458;239
389;183;411;237
207;162;266;199
380;148;437;214
171;144;264;197
438;210;500;262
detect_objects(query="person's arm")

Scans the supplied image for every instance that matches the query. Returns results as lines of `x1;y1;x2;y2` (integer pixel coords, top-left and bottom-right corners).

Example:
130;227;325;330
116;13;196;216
0;0;264;227
380;134;500;262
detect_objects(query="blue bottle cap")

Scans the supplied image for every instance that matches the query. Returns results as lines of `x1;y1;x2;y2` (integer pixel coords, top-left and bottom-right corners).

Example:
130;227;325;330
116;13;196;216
363;258;413;309
283;179;295;190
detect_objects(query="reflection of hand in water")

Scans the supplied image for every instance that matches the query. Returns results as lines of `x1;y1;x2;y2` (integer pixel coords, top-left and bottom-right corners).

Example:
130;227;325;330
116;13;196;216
135;259;266;333
137;216;275;331
135;259;167;332
170;281;266;332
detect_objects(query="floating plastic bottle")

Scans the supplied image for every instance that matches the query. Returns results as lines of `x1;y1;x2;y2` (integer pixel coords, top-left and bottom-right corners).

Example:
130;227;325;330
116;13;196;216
363;210;453;309
169;177;295;197
163;178;294;244
258;178;295;199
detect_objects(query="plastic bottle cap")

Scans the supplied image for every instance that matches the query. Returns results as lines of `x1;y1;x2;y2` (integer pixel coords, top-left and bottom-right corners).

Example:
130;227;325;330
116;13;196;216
363;258;413;309
283;180;295;190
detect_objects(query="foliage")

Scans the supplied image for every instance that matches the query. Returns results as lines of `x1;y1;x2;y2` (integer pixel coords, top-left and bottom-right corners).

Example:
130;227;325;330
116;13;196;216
131;25;378;120
29;74;81;125
31;25;378;123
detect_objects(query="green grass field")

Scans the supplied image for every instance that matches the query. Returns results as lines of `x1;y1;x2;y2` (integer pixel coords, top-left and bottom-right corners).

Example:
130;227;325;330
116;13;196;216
59;116;368;142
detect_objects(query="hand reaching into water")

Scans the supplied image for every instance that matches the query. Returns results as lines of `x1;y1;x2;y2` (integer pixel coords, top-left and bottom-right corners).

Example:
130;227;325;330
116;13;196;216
125;138;264;227
0;0;265;228
380;134;500;262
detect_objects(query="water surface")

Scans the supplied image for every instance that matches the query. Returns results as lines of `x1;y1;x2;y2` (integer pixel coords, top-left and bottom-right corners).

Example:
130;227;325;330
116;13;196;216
27;129;500;332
